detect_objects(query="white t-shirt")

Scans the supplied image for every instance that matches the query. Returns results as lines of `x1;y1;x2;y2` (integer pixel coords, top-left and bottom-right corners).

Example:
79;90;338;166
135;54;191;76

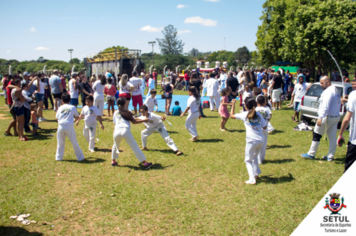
113;110;132;129
255;106;271;123
144;96;157;112
33;80;45;94
234;111;267;143
242;91;253;104
81;105;100;127
93;80;105;101
148;78;155;89
118;81;133;94
318;85;341;119
129;77;142;96
56;104;79;126
347;91;356;145
139;112;163;128
187;96;200;114
69;79;79;99
293;83;309;102
219;73;227;89
206;78;220;97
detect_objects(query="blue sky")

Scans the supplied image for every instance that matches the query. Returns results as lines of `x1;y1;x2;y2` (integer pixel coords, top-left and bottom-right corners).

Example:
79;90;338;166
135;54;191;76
0;0;265;62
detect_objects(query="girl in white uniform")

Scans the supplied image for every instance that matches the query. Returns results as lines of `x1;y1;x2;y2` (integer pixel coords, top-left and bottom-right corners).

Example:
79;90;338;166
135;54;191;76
231;97;267;185
111;97;153;169
255;96;271;164
139;105;182;155
181;87;201;141
55;92;84;162
92;76;106;116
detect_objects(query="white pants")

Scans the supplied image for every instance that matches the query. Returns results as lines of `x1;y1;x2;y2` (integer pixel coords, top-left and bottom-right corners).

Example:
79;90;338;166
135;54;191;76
94;99;104;116
209;95;220;110
245;141;263;182
83;124;96;151
201;87;207;97
56;125;84;161
257;129;268;164
141;86;145;97
141;124;178;151
268;122;274;132
272;89;281;102
111;128;146;162
185;112;200;138
308;116;339;158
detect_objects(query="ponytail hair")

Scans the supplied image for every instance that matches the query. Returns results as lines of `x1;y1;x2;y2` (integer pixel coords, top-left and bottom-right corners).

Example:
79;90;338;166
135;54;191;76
245;97;258;120
188;86;199;99
116;97;134;121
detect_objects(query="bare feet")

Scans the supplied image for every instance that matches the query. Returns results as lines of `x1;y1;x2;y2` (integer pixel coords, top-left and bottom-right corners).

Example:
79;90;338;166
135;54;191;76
141;147;148;151
176;151;183;156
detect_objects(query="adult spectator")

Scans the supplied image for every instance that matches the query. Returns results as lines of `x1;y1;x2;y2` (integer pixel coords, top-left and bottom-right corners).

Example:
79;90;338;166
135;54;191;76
271;71;283;110
22;72;37;97
301;76;341;161
60;74;67;93
129;71;143;117
268;69;274;82
226;72;239;102
49;70;63;112
284;70;291;95
163;76;174;115
152;69;158;89
118;74;134;109
218;70;227;91
190;73;206;117
2;74;9;105
316;69;323;82
69;73;80;108
303;69;310;83
257;68;264;87
33;73;47;121
43;74;54;110
331;69;339;82
184;71;190;91
93;75;106;116
206;72;220;111
80;75;93;107
11;79;27;141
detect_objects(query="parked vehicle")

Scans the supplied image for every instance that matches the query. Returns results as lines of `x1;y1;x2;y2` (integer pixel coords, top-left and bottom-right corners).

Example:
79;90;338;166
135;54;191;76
300;82;353;123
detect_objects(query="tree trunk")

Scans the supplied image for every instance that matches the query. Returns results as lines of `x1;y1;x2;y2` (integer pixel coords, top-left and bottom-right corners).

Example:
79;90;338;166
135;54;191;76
309;59;316;82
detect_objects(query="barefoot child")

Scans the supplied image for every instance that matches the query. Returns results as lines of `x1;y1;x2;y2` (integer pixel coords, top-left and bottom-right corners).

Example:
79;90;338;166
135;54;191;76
231;97;267;185
143;89;158;112
76;96;104;152
181;87;202;141
30;104;39;136
256;96;271;164
219;88;233;131
139;105;182;156
55;92;85;161
111;97;153;169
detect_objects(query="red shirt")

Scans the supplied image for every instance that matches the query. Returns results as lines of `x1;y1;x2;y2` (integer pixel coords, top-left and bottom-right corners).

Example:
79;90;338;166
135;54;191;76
61;78;66;89
7;86;12;105
152;72;157;80
184;74;190;81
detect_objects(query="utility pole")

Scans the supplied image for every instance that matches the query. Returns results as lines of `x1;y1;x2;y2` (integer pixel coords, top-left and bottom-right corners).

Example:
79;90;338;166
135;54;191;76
68;49;73;70
224;37;225;51
148;41;156;65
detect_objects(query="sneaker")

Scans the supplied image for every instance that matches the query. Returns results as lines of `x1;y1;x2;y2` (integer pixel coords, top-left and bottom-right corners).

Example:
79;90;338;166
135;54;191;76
245;180;256;185
322;156;333;162
39;118;43;122
143;162;153;170
301;153;315;159
41;117;48;121
111;160;118;166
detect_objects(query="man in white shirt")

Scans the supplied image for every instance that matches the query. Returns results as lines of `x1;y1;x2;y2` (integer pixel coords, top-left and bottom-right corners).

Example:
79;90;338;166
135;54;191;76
338;90;356;172
129;71;143;117
205;72;220;111
291;77;310;122
301;76;341;161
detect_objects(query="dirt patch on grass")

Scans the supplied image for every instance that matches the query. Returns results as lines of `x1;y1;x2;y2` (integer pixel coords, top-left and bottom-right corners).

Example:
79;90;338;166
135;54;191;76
0;113;10;120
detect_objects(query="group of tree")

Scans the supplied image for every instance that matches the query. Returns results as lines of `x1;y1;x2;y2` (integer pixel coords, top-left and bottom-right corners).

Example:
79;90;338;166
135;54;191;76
256;0;356;79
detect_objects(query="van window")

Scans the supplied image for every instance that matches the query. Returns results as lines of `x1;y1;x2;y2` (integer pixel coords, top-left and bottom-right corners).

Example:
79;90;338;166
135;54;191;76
305;84;344;97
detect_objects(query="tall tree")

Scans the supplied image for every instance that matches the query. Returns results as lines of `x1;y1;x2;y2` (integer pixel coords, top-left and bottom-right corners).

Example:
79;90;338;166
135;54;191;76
234;46;251;64
69;58;81;64
156;25;185;55
189;48;200;57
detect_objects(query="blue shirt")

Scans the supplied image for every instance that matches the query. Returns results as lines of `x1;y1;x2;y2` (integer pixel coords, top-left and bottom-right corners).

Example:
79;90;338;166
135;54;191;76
284;74;290;89
172;105;181;116
49;75;62;94
257;72;264;87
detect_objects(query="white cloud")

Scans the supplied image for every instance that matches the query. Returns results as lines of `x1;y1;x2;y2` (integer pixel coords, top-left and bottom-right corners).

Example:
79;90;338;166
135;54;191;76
35;46;49;51
204;0;220;2
177;4;187;9
139;25;163;33
6;50;11;53
178;30;191;34
29;27;36;32
184;16;217;26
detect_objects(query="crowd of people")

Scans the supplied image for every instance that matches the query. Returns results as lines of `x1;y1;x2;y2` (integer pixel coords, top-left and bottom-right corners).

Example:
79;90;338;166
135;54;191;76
1;66;356;184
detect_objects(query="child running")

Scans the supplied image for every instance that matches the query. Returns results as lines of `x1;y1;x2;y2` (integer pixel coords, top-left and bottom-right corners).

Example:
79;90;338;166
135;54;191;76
219;88;233;131
255;96;271;164
139;105;182;155
111;97;153;169
55;92;85;162
76;96;104;152
30;104;39;136
181;87;201;141
143;89;158;112
231;97;267;185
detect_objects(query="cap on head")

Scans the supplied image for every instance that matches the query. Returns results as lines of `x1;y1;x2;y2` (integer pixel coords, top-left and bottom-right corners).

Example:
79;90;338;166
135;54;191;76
141;72;145;76
23;72;31;76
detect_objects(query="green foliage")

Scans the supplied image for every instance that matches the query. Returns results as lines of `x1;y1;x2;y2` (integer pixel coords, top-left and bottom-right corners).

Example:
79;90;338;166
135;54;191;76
69;58;81;64
234;46;251;64
156;25;185;55
99;46;128;54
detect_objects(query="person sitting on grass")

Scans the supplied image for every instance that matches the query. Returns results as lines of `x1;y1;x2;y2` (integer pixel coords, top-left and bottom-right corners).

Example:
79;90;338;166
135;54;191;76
143;89;158;112
55;92;85;162
219;88;234;131
139;105;182;156
76;96;104;153
30;104;39;136
172;101;182;116
111;97;153;169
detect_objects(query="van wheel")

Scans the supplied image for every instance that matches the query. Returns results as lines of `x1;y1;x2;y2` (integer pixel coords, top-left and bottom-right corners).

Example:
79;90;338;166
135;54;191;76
301;115;312;123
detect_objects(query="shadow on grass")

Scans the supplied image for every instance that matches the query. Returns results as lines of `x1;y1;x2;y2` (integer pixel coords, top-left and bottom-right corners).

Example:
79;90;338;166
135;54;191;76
195;139;224;143
267;145;291;149
203;116;219;118
263;159;295;164
120;163;173;171
333;157;346;165
167;131;178;134
270;130;284;134
62;157;106;164
95;148;112;153
148;149;181;155
258;173;294;184
0;226;43;235
228;129;245;133
43;119;58;123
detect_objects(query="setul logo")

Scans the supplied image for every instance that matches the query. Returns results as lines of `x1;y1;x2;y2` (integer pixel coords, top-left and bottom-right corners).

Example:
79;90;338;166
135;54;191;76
324;193;346;215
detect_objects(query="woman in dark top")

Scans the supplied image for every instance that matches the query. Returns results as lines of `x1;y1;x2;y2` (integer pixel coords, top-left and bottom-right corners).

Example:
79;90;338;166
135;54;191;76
80;75;93;107
271;71;283;110
164;76;174;115
189;73;206;117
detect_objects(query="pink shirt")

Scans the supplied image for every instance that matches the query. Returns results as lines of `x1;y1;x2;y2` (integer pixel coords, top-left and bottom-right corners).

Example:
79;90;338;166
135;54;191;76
60;78;66;89
104;84;117;96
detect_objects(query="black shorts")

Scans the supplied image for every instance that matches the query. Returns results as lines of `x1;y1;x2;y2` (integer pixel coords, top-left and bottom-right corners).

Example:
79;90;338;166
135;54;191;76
53;93;62;99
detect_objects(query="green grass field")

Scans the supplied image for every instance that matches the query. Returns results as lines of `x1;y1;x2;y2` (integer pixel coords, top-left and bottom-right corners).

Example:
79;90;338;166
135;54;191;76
0;91;347;235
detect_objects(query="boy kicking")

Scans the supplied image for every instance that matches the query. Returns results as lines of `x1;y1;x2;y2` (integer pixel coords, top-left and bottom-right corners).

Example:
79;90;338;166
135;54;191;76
55;92;84;161
76;96;104;152
139;105;182;156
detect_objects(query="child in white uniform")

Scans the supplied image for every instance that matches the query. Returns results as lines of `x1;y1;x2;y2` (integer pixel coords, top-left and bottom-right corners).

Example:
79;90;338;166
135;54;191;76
181;87;201;141
55;92;84;161
146;75;156;97
76;96;104;152
256;96;271;164
139;105;182;155
231;97;267;185
143;89;158;112
201;74;208;97
140;73;146;98
111;97;153;169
